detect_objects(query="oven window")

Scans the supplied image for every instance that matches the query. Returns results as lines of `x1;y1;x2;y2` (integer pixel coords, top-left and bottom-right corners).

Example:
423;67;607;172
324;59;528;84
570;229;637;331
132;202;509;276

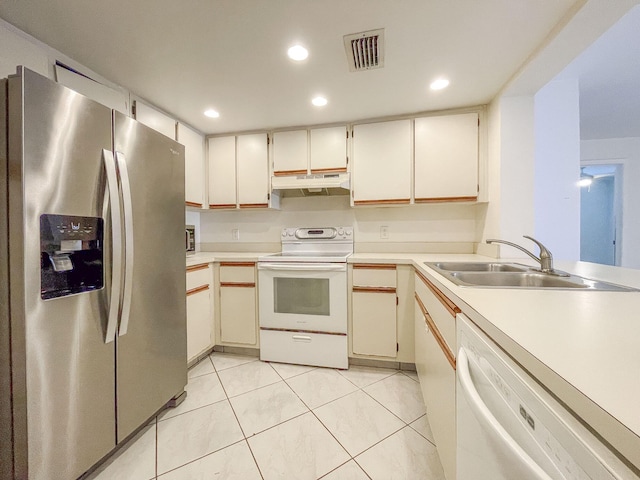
273;277;330;316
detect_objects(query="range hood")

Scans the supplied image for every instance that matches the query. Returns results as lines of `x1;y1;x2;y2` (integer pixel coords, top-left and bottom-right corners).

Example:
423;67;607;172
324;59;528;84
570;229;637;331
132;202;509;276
271;172;350;197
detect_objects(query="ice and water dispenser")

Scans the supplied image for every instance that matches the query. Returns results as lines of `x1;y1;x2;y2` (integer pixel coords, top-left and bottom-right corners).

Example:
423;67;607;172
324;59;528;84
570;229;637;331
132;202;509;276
40;214;104;299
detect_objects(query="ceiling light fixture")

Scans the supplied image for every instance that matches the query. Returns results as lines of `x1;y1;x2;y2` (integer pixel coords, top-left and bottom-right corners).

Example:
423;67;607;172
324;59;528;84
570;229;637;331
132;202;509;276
578;168;593;187
311;96;328;107
204;109;220;118
430;78;450;90
287;45;309;61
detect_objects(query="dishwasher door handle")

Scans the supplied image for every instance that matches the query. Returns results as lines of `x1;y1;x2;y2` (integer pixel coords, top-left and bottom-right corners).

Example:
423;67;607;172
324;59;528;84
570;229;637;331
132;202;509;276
457;347;553;480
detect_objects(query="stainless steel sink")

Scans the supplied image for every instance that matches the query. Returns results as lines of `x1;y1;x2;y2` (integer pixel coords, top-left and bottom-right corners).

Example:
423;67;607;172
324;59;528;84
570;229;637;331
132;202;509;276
429;262;529;272
448;272;587;288
424;262;639;291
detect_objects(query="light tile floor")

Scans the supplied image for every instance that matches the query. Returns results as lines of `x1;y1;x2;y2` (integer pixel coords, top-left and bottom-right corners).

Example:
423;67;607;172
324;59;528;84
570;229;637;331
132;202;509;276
87;353;445;480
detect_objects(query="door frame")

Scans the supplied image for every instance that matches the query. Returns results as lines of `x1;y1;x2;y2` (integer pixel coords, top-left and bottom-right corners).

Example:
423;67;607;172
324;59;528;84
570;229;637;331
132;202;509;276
580;159;625;266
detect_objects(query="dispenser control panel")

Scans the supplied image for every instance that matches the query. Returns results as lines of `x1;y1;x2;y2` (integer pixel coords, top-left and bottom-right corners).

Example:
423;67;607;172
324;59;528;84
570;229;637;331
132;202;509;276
40;214;104;300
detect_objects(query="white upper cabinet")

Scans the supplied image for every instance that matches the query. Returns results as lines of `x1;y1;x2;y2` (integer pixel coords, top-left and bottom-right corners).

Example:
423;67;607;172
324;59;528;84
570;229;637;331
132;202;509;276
352;119;412;205
237;133;269;208
208;136;237;208
133;100;176;139
414;113;478;202
310;126;347;173
273;126;347;176
177;122;205;208
273;130;307;175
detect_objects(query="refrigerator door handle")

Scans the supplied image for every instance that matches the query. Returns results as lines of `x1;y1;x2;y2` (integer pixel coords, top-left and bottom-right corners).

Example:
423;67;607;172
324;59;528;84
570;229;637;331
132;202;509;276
115;151;135;336
103;149;122;343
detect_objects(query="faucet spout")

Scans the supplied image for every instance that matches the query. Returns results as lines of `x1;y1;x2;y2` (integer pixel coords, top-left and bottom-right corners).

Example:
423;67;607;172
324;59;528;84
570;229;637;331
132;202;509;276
486;236;558;275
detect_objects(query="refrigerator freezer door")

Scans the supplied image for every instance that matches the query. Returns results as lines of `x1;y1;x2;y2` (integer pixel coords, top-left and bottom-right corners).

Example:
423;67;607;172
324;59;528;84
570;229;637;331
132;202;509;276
6;68;116;479
113;112;187;442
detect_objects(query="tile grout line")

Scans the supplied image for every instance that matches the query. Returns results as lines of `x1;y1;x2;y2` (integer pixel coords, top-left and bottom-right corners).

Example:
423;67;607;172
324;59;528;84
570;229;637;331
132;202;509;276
155;438;248;478
215;356;266;479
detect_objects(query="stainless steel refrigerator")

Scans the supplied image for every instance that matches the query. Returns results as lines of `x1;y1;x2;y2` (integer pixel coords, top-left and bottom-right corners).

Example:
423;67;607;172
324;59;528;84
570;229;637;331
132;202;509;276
0;67;187;480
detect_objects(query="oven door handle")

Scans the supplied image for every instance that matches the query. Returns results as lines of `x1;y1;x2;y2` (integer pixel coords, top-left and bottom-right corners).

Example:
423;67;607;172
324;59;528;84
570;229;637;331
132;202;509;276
258;262;346;272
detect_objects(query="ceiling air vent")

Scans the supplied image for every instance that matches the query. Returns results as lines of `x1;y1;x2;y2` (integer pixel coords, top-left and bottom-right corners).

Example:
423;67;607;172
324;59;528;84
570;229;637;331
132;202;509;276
343;29;385;72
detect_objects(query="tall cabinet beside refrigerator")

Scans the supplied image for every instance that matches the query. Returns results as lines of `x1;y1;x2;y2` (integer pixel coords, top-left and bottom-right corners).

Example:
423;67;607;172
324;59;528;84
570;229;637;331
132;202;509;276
0;67;187;480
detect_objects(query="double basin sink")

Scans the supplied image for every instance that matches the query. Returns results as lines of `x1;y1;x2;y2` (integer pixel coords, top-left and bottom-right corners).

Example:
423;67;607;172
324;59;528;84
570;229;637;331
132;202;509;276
425;262;639;292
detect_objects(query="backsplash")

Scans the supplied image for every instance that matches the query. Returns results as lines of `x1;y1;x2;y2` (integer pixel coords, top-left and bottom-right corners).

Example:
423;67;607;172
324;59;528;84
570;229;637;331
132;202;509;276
198;196;482;252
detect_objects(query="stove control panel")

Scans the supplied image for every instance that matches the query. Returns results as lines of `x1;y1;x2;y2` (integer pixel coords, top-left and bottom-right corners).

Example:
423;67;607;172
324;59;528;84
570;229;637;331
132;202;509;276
281;227;353;241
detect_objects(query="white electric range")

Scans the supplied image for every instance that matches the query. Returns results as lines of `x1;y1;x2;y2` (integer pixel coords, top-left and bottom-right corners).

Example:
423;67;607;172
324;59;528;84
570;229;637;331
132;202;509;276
257;227;353;369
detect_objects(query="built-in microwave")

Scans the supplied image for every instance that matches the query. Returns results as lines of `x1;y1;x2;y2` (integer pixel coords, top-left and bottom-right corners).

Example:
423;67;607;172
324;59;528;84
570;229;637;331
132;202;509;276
185;225;196;255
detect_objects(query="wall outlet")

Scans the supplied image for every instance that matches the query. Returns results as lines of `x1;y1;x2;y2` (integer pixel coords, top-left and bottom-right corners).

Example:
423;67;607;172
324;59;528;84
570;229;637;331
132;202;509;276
232;228;240;241
380;225;389;239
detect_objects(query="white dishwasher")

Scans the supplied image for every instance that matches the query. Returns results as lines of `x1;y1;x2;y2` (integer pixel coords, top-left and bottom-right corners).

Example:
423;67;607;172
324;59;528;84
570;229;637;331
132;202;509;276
457;313;638;480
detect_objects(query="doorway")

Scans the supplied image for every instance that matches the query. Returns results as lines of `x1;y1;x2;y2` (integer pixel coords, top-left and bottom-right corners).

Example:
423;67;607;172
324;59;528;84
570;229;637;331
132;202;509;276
579;163;622;266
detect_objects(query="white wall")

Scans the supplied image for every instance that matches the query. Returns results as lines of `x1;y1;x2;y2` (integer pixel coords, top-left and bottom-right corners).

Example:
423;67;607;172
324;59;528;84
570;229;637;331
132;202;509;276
581;137;640;268
534;79;581;261
0;20;49;78
200;196;479;251
499;96;536;243
478;95;536;258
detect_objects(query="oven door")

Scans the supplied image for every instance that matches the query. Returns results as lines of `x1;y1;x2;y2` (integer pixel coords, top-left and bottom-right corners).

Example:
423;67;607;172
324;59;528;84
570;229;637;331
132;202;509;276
258;262;347;333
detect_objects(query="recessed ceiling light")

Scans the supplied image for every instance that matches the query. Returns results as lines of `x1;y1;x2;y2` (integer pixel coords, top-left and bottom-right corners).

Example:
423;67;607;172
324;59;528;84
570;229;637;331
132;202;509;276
288;45;309;61
312;96;328;107
204;109;220;118
430;78;450;90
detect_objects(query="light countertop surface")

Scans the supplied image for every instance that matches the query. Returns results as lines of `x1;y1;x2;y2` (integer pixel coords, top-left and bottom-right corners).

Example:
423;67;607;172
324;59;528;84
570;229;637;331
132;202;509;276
187;251;640;468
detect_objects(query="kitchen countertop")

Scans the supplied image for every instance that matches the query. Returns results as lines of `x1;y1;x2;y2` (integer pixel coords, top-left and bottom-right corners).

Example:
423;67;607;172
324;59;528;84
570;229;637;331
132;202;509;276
186;251;272;267
186;251;640;468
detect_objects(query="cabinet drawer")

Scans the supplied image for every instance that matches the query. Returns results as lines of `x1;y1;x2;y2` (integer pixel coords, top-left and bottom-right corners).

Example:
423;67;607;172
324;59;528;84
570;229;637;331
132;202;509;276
415;271;458;352
352;264;396;288
220;263;256;284
186;264;211;290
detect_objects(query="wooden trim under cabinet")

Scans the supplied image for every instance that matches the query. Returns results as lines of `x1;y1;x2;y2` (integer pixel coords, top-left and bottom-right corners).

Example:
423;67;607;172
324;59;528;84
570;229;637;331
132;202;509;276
354;198;411;206
220;282;255;288
186;264;209;273
185;201;204;208
416;270;461;318
274;169;308;176
209;204;236;209
186;284;210;296
415;196;478;204
352;264;396;270
310;167;348;174
352;286;396;294
415;293;456;370
239;203;269;209
220;262;256;267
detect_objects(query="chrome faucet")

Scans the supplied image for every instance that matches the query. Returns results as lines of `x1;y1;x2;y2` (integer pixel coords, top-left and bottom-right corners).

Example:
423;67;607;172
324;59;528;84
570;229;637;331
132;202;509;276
486;236;564;275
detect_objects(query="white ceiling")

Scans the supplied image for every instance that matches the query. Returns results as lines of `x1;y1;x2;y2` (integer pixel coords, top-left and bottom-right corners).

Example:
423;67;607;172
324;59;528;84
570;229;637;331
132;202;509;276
555;4;640;140
1;0;582;135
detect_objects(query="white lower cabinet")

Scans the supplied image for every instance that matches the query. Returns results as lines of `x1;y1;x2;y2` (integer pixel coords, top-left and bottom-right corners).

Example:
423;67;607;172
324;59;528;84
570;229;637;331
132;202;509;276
351;264;398;358
186;264;214;363
217;262;258;347
352;291;397;357
414;270;458;480
220;286;257;345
